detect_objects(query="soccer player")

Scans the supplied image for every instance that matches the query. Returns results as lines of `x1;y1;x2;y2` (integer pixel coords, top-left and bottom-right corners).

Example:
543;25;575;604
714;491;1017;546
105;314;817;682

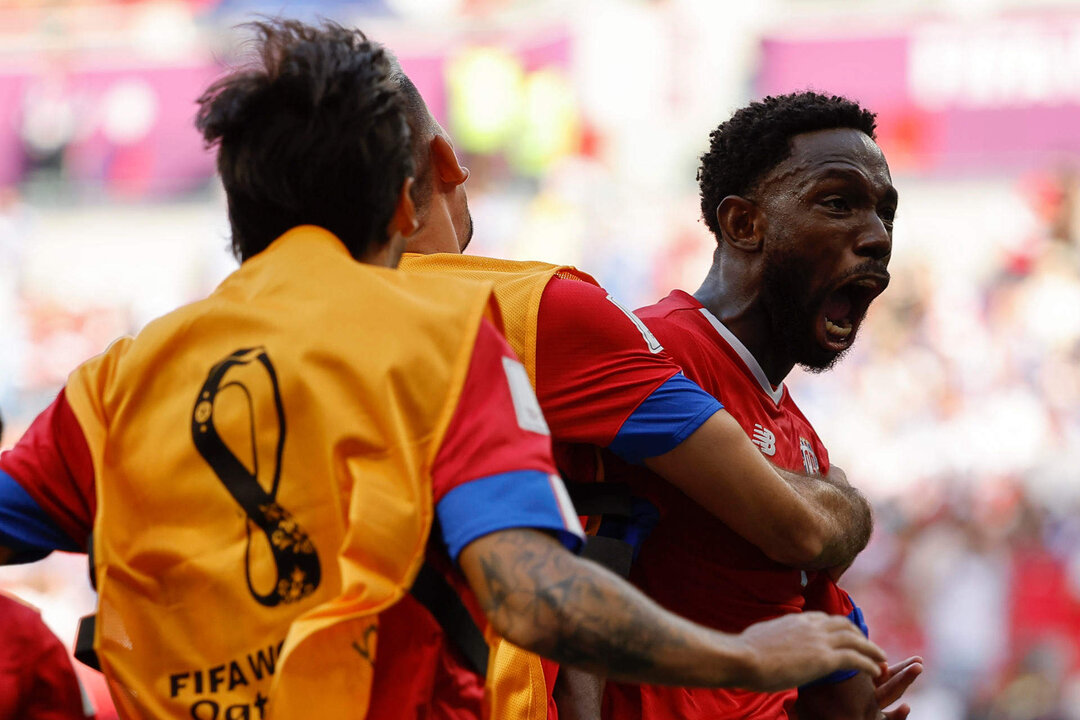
391;70;878;718
598;92;922;720
0;22;888;720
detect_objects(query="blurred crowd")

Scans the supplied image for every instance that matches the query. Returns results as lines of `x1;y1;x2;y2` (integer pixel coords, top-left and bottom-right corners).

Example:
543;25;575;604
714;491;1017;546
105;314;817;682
3;1;1080;719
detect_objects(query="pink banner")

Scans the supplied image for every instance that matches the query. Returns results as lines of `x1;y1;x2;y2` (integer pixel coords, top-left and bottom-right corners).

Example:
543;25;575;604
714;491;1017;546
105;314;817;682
758;16;1080;174
0;61;222;194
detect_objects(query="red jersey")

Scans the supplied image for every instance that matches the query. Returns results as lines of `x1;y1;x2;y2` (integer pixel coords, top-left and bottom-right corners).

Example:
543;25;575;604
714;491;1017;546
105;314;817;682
0;592;95;720
603;290;851;720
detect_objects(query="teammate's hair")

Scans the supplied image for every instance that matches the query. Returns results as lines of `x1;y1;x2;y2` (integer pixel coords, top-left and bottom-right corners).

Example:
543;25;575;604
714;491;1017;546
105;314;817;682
388;67;434;215
196;19;413;262
697;91;877;241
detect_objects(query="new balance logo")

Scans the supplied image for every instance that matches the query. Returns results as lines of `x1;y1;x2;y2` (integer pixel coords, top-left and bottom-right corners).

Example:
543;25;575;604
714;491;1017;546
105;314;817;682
752;424;776;456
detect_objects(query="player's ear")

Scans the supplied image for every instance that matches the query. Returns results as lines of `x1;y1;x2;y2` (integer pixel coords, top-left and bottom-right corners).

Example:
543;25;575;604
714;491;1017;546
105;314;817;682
717;196;763;253
431;134;469;187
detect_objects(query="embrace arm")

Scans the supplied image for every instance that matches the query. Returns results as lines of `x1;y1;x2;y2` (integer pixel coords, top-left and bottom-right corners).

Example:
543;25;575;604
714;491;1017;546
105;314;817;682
644;410;871;569
458;527;885;690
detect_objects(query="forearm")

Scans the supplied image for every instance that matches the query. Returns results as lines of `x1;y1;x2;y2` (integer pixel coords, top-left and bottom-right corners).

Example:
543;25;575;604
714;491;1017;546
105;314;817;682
469;529;751;687
776;467;872;569
552;666;605;720
795;674;879;720
643;411;870;568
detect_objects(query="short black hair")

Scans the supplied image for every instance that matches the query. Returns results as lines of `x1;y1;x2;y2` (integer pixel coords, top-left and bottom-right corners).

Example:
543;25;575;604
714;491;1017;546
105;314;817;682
697;91;877;240
196;19;413;262
389;69;434;214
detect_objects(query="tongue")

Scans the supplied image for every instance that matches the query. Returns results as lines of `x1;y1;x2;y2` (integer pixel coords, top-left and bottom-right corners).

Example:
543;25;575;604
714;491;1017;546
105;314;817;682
822;290;851;322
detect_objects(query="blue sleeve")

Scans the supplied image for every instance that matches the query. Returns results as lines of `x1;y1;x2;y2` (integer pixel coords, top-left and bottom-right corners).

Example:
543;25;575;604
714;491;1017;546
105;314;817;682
607;372;723;464
0;469;78;563
436;469;586;561
800;601;871;688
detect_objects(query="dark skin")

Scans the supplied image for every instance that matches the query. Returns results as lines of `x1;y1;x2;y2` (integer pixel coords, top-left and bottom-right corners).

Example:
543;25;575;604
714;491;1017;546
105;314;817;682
694;128;897;384
695;127;911;720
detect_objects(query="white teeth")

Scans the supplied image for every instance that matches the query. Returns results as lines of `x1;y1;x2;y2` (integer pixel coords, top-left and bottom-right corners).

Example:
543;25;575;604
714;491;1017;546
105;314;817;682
825;318;852;338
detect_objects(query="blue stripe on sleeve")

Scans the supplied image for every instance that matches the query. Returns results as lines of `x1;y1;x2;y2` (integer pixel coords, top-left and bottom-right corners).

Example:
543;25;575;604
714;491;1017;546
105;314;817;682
0;469;78;563
607;372;723;464
800;602;871;688
436;469;585;561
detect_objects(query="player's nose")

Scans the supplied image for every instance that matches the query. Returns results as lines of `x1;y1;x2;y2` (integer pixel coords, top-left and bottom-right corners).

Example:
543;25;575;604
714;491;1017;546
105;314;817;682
854;213;892;261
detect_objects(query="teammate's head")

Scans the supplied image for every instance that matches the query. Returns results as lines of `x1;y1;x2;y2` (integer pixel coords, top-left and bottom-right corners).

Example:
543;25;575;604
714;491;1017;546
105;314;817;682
697;91;896;374
389;68;474;255
197;19;417;265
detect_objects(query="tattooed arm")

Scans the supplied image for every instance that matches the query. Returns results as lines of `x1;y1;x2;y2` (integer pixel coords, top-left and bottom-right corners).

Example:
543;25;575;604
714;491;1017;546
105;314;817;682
458;528;886;689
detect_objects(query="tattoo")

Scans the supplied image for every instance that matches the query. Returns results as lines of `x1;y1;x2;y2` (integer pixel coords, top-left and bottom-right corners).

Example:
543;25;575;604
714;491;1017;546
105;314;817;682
476;530;688;679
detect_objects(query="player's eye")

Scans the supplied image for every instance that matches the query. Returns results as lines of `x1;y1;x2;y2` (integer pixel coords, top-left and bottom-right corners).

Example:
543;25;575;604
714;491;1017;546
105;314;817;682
878;207;896;230
822;196;850;212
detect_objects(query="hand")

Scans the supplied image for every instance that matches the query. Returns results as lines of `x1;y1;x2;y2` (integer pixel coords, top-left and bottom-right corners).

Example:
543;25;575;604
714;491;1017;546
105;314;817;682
875;656;923;720
738;611;886;693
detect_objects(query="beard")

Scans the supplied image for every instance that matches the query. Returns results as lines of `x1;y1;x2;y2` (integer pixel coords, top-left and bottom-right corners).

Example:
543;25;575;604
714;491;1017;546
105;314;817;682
460;207;474;251
759;250;849;373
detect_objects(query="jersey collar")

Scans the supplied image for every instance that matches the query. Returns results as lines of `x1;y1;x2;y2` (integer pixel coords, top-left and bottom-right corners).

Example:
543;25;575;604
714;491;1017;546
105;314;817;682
697;306;786;405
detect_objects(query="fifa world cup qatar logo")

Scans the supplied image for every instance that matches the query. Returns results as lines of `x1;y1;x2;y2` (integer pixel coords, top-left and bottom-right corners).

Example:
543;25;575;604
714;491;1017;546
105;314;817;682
192;347;321;606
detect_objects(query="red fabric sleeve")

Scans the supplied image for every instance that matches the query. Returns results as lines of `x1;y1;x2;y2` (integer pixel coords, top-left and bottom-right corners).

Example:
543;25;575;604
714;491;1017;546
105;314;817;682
431;318;557;503
0;389;95;549
0;594;93;720
534;278;680;447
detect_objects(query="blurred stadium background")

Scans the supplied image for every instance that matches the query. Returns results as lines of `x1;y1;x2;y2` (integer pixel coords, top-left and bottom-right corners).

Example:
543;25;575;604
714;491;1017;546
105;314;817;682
3;0;1080;717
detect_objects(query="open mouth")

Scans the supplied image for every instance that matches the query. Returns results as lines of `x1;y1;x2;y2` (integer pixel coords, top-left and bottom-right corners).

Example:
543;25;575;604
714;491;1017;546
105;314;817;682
819;275;888;349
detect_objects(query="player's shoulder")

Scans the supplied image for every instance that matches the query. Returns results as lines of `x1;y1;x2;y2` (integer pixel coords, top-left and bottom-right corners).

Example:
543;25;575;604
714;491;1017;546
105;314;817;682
541;273;608;304
537;276;624;329
636;290;704;324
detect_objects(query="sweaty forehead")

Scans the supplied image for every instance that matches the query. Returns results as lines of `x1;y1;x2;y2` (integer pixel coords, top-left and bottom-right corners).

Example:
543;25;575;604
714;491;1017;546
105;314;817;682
758;128;891;194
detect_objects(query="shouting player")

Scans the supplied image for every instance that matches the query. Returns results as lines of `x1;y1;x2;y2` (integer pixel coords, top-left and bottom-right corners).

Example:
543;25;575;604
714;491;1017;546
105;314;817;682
390;67;880;718
597;93;922;720
0;23;888;720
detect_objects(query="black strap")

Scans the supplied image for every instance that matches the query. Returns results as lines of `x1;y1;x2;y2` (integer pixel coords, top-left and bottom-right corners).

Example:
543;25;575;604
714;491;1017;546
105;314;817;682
409;562;490;676
564;481;633;518
74;613;100;671
581;536;634;578
74;536;101;671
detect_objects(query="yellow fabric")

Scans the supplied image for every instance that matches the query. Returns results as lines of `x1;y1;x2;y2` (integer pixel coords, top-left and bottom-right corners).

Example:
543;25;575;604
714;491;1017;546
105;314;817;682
401;253;597;720
484;628;549;720
64;226;497;720
399;253;596;384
